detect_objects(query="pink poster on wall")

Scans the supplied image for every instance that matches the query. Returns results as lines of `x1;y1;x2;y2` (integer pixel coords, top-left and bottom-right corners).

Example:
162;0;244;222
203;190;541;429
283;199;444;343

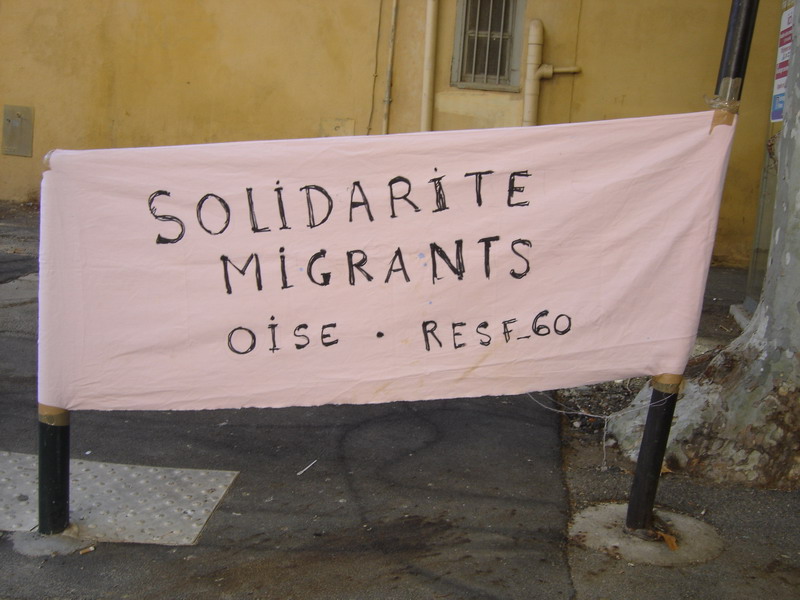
38;111;734;411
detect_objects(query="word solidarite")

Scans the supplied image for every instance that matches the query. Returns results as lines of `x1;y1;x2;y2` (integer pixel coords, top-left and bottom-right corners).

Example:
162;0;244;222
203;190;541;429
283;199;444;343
226;311;572;356
146;169;533;243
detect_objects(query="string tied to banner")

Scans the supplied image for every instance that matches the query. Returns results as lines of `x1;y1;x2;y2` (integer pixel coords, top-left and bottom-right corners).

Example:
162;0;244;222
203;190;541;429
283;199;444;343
528;384;681;472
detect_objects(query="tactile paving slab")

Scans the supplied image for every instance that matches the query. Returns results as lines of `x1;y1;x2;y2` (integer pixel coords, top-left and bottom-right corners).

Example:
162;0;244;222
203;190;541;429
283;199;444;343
0;451;237;545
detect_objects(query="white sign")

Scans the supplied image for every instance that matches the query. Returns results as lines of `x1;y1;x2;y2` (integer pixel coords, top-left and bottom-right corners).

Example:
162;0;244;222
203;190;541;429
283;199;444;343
772;6;794;122
38;112;734;411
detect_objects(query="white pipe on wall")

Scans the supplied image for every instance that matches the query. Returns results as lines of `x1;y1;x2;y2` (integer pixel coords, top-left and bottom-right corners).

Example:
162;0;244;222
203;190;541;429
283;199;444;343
420;0;439;131
522;20;545;127
522;19;581;126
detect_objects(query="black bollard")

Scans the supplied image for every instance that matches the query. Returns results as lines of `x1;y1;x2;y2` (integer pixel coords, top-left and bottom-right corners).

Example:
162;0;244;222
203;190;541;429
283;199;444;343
625;375;681;532
38;404;70;535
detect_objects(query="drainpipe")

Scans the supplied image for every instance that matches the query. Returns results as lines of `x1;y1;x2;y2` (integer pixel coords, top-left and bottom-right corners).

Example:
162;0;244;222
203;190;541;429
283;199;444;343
382;0;399;135
522;19;581;126
420;0;438;131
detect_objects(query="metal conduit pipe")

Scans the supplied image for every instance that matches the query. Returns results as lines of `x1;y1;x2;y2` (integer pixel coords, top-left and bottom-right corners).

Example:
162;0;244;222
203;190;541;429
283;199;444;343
420;0;439;131
382;0;399;135
522;19;581;126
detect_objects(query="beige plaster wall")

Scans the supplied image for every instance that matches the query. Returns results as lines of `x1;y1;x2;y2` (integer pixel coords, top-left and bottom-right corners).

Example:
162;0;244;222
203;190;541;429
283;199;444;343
568;1;781;266
0;0;784;266
0;1;112;201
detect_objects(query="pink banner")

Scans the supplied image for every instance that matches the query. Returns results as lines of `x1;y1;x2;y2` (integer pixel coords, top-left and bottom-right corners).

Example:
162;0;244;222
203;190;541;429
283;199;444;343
39;111;734;411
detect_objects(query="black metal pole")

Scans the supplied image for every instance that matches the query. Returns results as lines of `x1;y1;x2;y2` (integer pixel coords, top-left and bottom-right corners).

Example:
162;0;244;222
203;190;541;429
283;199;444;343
38;404;70;535
625;0;759;533
715;0;760;101
625;377;680;531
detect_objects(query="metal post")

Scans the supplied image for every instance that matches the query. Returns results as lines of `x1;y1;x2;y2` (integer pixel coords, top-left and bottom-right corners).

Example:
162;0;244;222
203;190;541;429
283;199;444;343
625;374;681;531
715;0;760;104
625;0;759;534
38;404;70;535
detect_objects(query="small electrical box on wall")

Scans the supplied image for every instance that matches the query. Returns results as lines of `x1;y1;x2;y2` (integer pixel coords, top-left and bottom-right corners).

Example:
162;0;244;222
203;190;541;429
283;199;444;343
3;105;34;157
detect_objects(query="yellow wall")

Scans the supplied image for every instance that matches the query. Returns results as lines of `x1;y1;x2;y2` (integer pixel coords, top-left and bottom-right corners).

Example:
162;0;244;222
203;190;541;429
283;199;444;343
0;0;783;266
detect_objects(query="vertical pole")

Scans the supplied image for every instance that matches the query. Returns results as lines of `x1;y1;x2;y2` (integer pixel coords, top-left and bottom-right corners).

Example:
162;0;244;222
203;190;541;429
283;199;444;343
38;404;70;535
715;0;760;104
625;374;681;531
382;0;399;135
625;0;759;533
420;0;439;131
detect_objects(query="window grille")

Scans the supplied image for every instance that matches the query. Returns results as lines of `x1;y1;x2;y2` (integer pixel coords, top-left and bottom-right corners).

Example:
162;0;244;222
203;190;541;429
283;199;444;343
452;0;525;91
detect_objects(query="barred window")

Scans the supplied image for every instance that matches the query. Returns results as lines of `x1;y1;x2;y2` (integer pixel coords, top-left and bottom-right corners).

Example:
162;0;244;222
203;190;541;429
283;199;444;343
451;0;526;91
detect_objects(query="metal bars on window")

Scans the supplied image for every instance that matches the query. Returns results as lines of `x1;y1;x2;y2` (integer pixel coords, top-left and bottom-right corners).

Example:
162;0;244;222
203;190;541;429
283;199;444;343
459;0;516;86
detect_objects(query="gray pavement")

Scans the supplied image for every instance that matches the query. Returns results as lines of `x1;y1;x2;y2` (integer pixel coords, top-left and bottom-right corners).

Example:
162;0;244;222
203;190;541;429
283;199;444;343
1;200;799;599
